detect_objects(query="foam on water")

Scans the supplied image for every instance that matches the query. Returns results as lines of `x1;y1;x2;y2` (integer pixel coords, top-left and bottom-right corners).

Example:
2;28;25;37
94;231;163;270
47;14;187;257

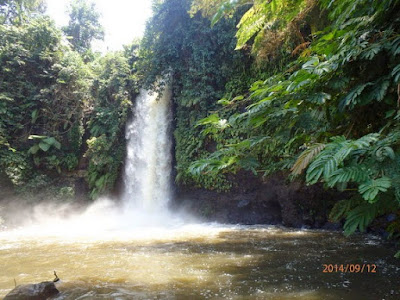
0;85;194;240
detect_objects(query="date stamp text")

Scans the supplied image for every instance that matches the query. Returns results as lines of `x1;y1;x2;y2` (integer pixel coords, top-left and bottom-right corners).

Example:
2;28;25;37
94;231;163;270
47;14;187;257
322;264;377;273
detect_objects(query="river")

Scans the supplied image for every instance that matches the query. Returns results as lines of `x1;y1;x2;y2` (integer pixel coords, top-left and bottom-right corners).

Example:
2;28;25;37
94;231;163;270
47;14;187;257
1;87;399;299
0;224;399;299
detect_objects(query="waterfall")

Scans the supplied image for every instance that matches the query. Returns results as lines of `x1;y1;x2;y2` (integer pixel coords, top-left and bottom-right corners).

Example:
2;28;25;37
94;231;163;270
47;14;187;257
122;87;173;212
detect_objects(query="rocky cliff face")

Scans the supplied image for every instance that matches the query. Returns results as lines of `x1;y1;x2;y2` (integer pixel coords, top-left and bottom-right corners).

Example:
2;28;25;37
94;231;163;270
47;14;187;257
174;171;341;229
0;172;14;202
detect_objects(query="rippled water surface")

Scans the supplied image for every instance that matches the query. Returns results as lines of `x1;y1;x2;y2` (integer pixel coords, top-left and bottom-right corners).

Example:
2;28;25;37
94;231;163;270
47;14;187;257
0;225;399;299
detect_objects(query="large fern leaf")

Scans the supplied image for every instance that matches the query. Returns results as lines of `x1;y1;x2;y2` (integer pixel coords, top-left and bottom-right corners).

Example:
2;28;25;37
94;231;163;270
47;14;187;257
391;63;400;83
344;202;380;236
365;78;391;103
291;143;326;175
235;6;267;50
339;82;372;110
306;154;337;184
329;197;363;222
327;165;370;187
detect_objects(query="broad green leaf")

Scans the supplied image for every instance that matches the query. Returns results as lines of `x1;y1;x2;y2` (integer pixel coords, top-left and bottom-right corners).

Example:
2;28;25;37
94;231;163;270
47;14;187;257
28;144;40;155
196;114;220;126
39;142;51;152
359;177;392;203
95;175;106;188
232;95;245;101
0;93;14;102
43;137;61;149
302;56;319;71
217;98;231;106
31;109;39;124
386;110;396;118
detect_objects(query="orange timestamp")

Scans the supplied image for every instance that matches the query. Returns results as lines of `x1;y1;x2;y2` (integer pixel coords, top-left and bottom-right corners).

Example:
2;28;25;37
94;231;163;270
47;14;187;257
322;264;377;273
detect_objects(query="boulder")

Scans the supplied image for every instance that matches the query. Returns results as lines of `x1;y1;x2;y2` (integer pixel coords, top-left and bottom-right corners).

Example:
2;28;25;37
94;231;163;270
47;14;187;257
4;281;59;300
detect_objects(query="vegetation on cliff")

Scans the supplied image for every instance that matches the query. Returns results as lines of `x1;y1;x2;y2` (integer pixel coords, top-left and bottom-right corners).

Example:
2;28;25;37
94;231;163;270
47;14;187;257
0;0;399;253
139;0;400;250
0;0;138;200
186;0;400;241
139;0;262;191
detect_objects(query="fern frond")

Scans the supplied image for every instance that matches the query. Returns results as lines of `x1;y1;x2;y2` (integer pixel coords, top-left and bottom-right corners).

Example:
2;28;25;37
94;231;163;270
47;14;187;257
306;154;337;184
391;63;400;83
188;159;213;176
390;35;400;56
344;202;380;236
360;43;382;60
375;146;395;162
305;137;346;183
353;133;380;148
365;78;391;103
328;165;370;187
235;6;267;50
329;197;363;222
291;143;326;175
339;82;372;111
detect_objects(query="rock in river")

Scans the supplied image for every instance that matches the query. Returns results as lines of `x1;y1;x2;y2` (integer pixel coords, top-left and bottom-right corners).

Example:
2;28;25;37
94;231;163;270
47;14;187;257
4;281;59;300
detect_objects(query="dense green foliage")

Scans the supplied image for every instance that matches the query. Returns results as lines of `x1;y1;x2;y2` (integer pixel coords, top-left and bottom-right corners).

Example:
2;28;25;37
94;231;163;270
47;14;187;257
1;0;399;256
191;0;320;56
140;0;330;193
85;48;138;198
0;0;138;199
187;0;400;241
139;0;259;191
0;0;45;25
0;17;89;185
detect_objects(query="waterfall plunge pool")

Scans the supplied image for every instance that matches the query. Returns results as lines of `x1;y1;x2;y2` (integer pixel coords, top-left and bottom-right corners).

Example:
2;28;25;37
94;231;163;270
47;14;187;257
2;88;399;299
0;224;399;299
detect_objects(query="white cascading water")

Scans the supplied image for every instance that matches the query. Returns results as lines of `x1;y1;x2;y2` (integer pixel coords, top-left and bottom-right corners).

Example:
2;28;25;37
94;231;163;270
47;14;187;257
0;84;200;236
122;87;173;212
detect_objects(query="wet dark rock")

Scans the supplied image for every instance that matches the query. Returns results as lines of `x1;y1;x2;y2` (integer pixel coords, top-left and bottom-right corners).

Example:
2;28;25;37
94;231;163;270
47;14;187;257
4;281;59;300
386;214;397;222
237;199;250;208
322;222;342;231
174;171;340;229
0;172;14;202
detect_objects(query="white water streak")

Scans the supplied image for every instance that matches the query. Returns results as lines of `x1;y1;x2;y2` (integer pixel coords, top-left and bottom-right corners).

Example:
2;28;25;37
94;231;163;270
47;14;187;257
123;87;173;211
0;85;198;236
